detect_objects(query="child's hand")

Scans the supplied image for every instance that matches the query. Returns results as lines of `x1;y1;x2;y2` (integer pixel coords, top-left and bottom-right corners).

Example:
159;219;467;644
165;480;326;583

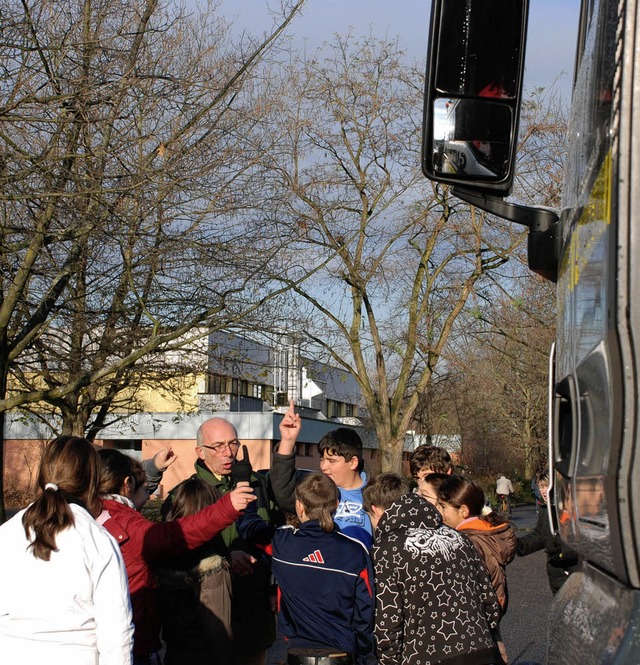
230;550;257;575
153;447;177;471
279;399;301;449
229;485;256;512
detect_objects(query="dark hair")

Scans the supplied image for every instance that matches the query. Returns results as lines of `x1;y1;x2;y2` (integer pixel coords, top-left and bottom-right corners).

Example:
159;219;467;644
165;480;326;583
318;427;363;464
362;472;411;513
409;445;453;476
166;477;219;520
131;459;146;491
97;448;145;495
422;472;449;493
22;436;101;561
437;475;505;526
295;473;339;532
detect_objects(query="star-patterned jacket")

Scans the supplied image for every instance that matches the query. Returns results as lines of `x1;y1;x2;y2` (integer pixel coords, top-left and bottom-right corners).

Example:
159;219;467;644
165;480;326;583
372;492;502;665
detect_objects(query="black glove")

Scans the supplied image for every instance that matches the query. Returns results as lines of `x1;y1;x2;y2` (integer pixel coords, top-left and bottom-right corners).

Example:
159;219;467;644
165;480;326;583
231;444;253;485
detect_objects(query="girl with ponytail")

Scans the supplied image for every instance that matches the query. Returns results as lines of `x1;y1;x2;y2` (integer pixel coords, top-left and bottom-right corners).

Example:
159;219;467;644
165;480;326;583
438;475;517;611
22;435;102;559
0;436;133;664
437;474;516;663
271;473;375;664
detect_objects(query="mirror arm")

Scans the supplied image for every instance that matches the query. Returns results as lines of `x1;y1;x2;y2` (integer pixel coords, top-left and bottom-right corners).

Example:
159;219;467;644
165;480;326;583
452;187;559;231
452;187;560;282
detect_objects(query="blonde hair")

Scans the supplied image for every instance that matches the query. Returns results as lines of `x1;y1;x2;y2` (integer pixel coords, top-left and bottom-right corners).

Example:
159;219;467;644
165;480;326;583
295;473;339;532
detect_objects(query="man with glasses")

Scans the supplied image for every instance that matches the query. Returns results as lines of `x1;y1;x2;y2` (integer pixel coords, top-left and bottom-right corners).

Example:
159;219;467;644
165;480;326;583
195;418;245;488
163;416;287;665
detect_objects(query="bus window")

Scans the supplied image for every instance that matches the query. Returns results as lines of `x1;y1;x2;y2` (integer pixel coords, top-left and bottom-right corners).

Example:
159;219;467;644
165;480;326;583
564;0;617;211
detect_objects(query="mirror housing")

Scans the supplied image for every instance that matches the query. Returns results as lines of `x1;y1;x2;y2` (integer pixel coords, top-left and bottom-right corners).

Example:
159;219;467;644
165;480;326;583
421;0;559;282
422;0;529;196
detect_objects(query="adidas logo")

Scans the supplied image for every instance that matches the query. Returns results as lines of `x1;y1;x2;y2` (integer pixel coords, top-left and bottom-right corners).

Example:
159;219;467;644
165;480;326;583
303;549;325;564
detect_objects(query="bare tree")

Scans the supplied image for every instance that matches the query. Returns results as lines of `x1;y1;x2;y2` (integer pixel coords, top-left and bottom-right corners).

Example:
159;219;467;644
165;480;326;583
515;85;569;208
265;35;525;472
437;275;556;478
415;87;568;479
0;0;307;519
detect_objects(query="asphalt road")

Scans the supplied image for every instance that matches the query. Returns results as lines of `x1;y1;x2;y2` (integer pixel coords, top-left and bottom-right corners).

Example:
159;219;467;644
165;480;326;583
267;504;553;665
501;505;553;665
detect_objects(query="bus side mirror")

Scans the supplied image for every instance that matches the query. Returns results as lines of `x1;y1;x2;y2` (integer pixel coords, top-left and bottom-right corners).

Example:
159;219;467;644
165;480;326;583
422;0;530;197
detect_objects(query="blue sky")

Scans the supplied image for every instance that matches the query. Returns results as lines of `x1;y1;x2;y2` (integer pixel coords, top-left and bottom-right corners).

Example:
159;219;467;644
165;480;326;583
219;0;581;99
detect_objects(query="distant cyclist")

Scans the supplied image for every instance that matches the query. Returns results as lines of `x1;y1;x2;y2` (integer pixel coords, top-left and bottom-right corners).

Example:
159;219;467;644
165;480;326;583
496;474;514;516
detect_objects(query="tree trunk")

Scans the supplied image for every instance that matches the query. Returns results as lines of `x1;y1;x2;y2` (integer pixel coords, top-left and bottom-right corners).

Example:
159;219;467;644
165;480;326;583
378;432;405;474
0;409;6;524
0;346;8;523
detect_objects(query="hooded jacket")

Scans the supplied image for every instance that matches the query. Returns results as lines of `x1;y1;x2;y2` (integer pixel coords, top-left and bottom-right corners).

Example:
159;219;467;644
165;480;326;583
456;517;517;614
162;459;283;653
157;546;233;665
373;492;501;665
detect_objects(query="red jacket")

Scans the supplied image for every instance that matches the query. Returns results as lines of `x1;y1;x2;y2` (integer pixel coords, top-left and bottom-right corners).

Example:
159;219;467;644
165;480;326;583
99;493;239;657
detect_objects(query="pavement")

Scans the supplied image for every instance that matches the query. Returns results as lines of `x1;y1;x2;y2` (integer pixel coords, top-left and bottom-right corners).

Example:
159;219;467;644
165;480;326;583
502;505;552;665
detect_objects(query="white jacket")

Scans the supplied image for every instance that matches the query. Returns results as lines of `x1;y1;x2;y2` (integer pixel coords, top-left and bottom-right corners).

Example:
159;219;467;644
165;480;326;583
0;502;133;665
496;476;514;495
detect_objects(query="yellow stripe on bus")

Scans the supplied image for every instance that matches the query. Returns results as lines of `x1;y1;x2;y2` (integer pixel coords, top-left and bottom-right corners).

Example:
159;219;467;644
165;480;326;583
562;150;613;291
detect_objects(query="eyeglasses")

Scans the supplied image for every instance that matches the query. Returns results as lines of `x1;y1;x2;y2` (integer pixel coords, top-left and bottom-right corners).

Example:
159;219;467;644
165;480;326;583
201;440;241;455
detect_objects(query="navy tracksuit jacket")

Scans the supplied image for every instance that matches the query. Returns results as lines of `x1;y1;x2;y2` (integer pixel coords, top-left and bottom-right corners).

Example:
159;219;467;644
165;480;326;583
271;520;375;661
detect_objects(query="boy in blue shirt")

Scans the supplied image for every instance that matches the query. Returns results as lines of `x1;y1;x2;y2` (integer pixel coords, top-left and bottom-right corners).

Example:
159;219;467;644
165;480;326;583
271;402;373;548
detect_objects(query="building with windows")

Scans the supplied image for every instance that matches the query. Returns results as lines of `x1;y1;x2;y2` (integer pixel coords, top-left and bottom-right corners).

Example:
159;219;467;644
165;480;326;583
5;330;390;499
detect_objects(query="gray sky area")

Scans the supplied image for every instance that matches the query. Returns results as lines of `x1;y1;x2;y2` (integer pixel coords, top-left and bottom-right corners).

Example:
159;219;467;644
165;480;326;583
219;0;581;99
